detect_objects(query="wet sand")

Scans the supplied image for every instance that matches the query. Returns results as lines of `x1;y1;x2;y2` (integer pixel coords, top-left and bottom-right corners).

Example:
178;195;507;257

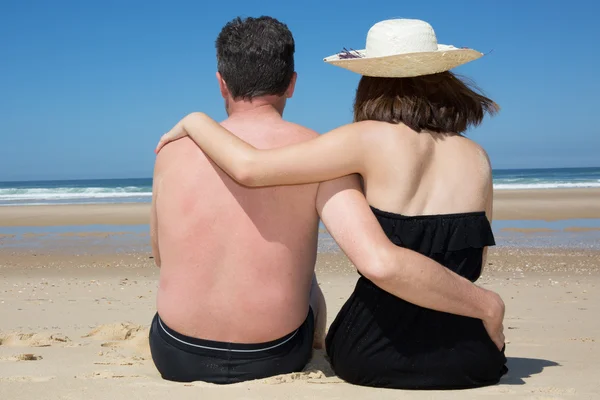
1;188;600;227
501;228;558;234
493;188;600;221
0;203;149;227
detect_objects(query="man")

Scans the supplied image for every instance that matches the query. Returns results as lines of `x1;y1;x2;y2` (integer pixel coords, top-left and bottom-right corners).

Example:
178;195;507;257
149;16;505;384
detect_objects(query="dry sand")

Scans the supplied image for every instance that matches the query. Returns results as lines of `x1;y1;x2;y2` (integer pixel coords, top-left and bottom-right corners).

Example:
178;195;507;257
1;188;600;227
0;249;599;399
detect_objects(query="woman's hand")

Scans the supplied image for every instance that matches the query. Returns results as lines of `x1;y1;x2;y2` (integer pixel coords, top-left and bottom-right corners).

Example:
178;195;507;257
155;114;200;154
482;291;506;350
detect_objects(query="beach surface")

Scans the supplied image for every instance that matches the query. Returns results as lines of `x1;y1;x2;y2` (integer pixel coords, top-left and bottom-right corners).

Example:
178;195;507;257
1;188;599;399
2;188;600;227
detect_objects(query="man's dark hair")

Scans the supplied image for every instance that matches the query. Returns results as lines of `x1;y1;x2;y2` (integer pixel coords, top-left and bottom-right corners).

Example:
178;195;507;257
353;72;499;134
216;16;295;100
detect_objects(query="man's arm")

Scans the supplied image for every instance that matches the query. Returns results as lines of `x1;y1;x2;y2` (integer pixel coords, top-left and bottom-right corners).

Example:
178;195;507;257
150;160;161;268
316;175;505;349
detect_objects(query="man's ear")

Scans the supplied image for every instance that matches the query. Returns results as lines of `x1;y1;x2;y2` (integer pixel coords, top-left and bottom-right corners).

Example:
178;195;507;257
216;72;230;99
285;72;297;99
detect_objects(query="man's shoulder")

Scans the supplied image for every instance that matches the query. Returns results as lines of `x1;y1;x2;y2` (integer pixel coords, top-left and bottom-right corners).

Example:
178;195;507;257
153;138;204;175
221;116;318;139
281;120;320;140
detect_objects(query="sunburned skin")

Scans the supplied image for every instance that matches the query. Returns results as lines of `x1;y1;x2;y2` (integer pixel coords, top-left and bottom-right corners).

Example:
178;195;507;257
154;108;322;344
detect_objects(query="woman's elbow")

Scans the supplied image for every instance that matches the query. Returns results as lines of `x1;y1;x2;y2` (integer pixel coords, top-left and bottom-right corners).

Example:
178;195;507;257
359;246;402;285
230;156;261;187
363;243;414;295
232;167;255;187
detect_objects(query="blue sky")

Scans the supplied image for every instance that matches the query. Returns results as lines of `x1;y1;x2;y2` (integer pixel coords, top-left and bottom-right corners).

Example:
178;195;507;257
1;0;598;181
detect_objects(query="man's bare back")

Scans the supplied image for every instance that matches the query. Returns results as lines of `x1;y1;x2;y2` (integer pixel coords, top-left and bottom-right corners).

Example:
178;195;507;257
154;107;320;343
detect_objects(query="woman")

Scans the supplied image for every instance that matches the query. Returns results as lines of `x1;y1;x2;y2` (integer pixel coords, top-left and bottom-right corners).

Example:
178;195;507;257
155;19;508;389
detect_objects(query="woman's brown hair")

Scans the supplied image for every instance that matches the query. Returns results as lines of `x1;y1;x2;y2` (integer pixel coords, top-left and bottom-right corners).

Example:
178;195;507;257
353;71;499;134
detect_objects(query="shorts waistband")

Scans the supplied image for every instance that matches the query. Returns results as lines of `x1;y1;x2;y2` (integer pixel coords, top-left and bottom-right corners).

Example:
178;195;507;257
156;311;309;353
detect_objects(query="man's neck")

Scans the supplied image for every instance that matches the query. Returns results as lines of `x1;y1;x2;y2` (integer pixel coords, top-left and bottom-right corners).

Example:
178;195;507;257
227;96;286;119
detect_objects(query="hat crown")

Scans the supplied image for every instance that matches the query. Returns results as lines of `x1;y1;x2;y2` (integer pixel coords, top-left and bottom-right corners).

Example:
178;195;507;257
366;19;438;58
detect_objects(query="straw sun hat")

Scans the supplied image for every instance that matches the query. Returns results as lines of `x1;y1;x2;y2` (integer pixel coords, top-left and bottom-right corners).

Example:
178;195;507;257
324;19;483;78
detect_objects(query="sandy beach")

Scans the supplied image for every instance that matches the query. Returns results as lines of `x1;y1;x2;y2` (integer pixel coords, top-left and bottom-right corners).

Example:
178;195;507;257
1;188;599;399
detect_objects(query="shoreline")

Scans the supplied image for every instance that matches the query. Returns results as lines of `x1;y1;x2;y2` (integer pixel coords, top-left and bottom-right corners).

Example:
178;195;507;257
1;188;600;227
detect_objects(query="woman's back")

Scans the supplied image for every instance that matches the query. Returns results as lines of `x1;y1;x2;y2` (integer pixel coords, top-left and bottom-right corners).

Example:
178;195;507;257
360;121;493;218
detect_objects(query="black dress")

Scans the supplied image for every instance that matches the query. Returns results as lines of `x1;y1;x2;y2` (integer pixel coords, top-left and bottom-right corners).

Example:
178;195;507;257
325;207;508;389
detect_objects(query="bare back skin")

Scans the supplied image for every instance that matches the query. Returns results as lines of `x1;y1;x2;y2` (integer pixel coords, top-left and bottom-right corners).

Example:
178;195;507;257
154;108;320;343
361;122;493;218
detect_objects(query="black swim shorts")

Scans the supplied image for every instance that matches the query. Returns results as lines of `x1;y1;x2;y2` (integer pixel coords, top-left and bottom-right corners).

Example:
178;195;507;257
149;308;314;384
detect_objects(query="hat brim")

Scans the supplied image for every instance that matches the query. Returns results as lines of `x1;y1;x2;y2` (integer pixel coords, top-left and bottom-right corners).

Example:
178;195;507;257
323;46;483;78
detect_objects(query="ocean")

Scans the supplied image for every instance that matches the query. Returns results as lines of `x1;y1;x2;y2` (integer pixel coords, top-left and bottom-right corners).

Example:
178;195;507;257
1;167;599;206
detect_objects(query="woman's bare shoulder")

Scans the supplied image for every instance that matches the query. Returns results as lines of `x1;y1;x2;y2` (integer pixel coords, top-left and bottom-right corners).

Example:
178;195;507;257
350;120;413;143
319;120;398;148
454;137;493;184
464;138;492;172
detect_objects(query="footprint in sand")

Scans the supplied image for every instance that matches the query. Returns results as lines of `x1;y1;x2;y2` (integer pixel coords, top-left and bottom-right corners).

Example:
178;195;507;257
83;322;145;341
260;370;342;385
0;376;55;382
529;386;577;395
83;322;151;359
93;360;137;366
0;332;73;348
76;370;145;380
0;353;43;362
